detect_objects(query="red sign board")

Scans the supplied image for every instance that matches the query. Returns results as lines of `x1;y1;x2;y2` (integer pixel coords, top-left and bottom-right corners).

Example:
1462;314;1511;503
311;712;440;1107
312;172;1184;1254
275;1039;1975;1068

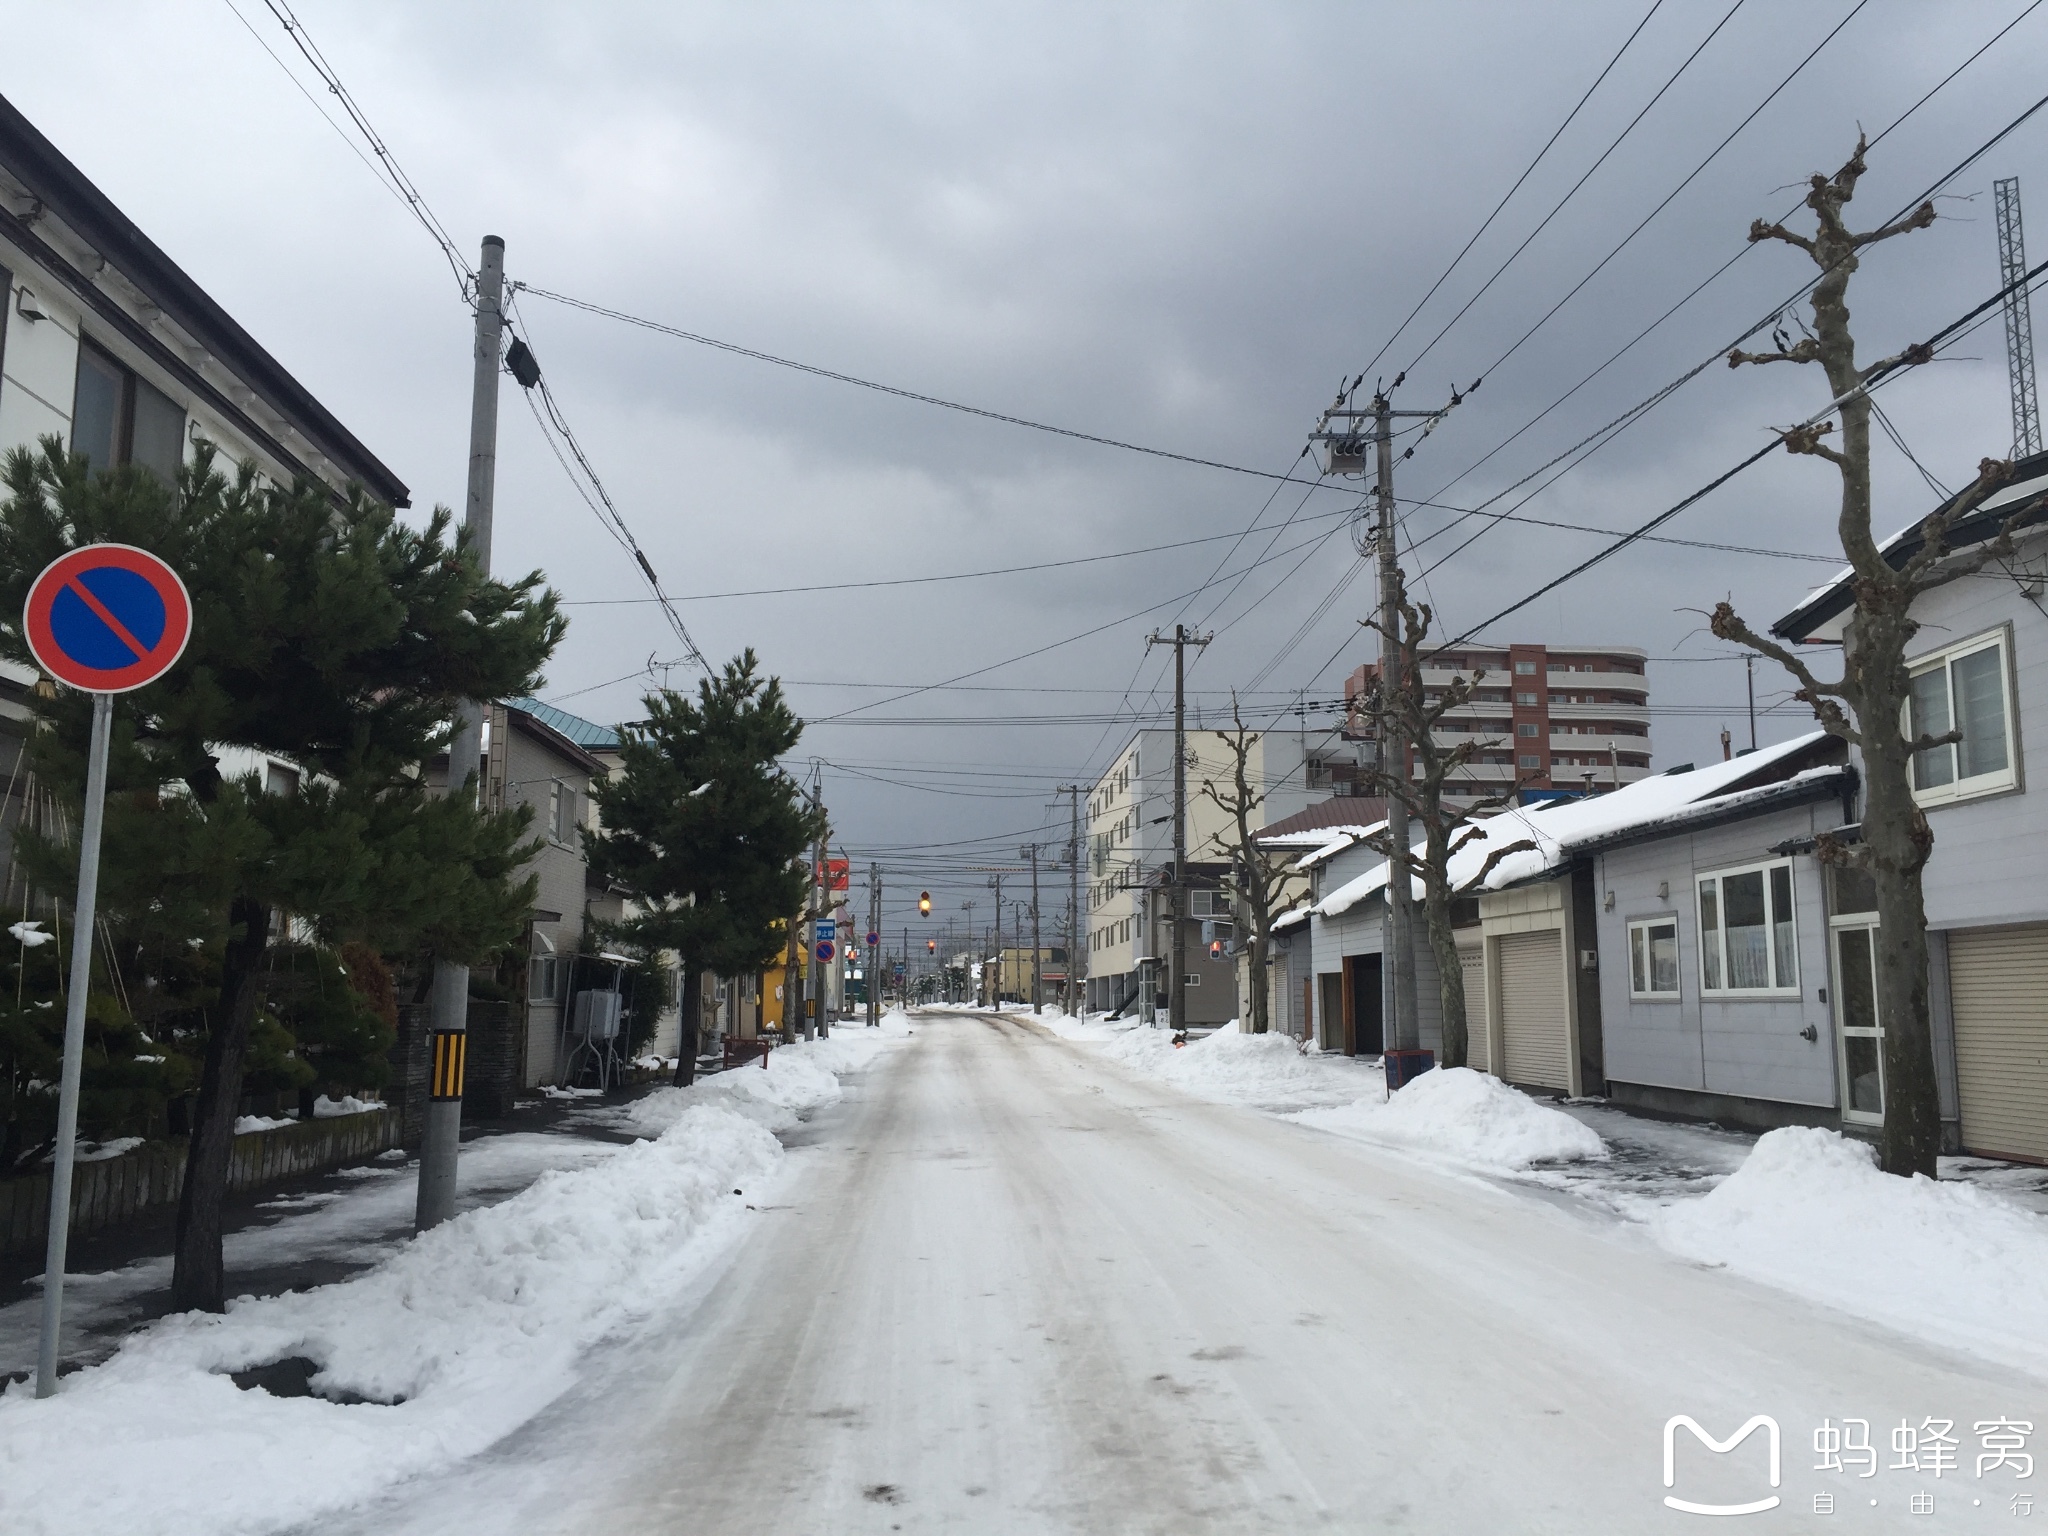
827;858;849;891
24;545;191;694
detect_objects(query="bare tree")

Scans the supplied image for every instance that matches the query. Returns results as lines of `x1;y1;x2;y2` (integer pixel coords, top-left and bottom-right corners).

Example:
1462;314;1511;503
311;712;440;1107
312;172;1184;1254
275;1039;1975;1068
1362;585;1534;1068
1711;136;2033;1176
1196;697;1308;1035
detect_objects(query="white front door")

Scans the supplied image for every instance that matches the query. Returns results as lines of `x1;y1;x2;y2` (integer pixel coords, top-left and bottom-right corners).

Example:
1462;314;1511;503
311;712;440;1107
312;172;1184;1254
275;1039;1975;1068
1832;922;1884;1124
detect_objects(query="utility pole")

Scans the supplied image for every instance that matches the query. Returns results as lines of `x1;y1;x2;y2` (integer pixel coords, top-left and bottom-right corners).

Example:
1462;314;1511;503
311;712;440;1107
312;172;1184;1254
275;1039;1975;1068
986;874;1003;1008
1024;846;1044;1014
1147;624;1211;1036
417;235;504;1234
1745;652;1758;753
1058;784;1083;1014
958;905;974;1004
808;767;826;1040
1312;378;1461;1055
868;863;881;1027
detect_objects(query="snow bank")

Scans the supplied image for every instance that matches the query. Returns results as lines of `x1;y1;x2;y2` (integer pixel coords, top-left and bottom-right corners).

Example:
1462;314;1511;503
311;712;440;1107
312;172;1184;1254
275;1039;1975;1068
1102;1022;1369;1110
0;1032;902;1536
1653;1127;2048;1372
312;1095;382;1118
232;1116;293;1135
1292;1066;1607;1172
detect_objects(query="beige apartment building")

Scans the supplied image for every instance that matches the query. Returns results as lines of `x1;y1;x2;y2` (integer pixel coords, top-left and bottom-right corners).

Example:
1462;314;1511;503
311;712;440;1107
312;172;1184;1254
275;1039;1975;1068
1083;727;1318;1021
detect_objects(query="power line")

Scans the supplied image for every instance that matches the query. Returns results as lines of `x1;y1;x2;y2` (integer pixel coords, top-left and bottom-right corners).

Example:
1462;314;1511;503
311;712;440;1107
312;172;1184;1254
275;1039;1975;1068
249;0;475;302
511;282;1348;491
1432;250;2048;653
505;293;712;674
1356;0;1668;381
553;505;1355;605
1413;8;2046;540
1402;65;2048;589
1403;0;1750;378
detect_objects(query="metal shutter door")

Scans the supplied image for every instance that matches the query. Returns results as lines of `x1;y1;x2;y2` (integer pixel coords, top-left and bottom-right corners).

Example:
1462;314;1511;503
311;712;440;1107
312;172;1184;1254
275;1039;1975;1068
1459;946;1489;1073
1950;924;2048;1163
1498;930;1569;1090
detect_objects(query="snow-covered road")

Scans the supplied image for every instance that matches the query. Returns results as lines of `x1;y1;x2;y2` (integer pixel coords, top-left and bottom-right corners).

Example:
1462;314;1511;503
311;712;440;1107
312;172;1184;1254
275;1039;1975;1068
328;1010;2038;1534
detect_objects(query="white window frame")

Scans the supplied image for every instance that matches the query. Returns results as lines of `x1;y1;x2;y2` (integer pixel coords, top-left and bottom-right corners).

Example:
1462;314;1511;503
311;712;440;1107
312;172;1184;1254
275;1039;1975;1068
1696;858;1800;998
1906;625;2019;808
1627;916;1681;1000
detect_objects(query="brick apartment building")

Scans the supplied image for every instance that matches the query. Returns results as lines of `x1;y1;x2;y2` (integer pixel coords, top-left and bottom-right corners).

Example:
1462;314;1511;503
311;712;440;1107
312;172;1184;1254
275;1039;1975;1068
1345;643;1653;807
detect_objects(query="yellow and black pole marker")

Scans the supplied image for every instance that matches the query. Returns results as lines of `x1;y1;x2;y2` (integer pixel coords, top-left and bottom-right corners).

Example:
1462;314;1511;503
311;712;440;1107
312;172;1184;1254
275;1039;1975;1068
430;1030;469;1102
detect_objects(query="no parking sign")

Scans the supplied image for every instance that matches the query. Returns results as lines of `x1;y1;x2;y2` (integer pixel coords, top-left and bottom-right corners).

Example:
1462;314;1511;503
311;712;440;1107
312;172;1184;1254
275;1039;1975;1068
24;543;191;1399
25;543;191;693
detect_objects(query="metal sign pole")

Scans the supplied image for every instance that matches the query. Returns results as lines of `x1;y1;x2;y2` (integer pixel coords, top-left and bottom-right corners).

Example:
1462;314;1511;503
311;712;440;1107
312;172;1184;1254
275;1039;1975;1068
36;691;114;1398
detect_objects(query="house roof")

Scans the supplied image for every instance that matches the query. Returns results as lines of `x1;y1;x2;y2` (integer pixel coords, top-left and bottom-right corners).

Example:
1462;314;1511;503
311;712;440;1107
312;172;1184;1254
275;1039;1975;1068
1314;733;1846;919
504;702;609;777
507;697;622;752
1774;448;2048;643
1255;795;1390;840
0;94;409;509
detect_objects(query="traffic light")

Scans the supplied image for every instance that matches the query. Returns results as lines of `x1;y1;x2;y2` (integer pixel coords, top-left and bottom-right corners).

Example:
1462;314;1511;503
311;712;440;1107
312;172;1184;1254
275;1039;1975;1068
927;939;936;953
1208;938;1224;959
918;891;931;916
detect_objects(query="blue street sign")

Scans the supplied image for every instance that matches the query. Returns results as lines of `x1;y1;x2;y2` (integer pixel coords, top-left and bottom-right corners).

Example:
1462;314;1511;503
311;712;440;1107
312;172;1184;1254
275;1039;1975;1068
816;920;836;940
865;931;879;947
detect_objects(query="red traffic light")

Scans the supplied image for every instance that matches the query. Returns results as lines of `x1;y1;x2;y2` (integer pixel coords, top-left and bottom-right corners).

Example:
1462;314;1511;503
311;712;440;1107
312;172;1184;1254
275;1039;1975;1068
1208;939;1224;958
926;939;936;953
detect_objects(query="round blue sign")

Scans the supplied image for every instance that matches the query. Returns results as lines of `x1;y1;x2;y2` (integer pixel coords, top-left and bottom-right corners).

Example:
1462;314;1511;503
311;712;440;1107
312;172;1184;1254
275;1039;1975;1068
815;940;836;962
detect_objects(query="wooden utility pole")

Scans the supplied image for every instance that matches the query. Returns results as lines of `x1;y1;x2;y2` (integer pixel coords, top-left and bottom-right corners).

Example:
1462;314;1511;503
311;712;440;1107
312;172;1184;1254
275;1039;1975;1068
867;863;881;1027
1147;624;1211;1035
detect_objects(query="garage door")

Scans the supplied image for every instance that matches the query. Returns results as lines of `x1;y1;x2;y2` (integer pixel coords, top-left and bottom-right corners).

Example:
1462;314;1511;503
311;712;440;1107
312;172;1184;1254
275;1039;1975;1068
1497;929;1570;1091
1950;924;2048;1163
1458;946;1489;1074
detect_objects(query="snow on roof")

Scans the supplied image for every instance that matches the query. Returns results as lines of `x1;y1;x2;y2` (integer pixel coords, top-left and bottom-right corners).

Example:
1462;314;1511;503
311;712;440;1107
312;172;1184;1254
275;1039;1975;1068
1779;463;2048;639
1288;821;1387;873
1314;734;1831;919
1272;901;1312;932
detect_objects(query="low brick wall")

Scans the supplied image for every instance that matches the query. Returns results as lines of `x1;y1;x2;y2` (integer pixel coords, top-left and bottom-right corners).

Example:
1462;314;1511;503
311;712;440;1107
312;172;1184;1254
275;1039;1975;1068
0;1108;401;1261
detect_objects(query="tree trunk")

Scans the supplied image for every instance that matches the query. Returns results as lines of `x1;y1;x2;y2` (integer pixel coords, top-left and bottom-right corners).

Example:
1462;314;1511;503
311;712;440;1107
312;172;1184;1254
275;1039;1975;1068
1422;863;1470;1069
171;894;270;1313
1854;610;1943;1176
673;966;701;1087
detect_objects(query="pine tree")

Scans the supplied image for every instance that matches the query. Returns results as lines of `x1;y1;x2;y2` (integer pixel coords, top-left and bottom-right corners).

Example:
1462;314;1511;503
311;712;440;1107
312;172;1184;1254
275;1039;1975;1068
0;438;562;1309
586;652;819;1085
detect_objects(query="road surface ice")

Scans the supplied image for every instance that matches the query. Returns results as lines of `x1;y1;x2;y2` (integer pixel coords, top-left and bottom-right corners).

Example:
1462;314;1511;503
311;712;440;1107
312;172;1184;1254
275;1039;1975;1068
312;1011;2041;1535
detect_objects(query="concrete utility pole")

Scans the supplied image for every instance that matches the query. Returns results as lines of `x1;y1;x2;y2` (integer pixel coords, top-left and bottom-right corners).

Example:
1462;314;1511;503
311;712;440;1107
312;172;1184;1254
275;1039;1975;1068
1311;381;1462;1055
417;235;504;1234
808;768;826;1040
1147;624;1211;1036
957;905;973;1004
986;874;1003;1008
1373;395;1422;1051
1024;846;1044;1014
1058;784;1083;1014
867;863;881;1027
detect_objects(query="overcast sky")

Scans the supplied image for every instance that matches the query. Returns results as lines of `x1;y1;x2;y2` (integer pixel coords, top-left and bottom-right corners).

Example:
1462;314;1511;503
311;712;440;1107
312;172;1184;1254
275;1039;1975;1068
11;1;2048;925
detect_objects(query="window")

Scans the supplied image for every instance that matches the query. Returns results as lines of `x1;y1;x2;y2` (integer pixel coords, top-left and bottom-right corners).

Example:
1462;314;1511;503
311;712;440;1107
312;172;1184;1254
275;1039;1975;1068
1516;722;1540;737
263;761;300;797
1519;754;1542;769
1514;660;1536;675
1515;692;1539;706
1184;973;1201;987
1908;630;2016;804
548;780;580;842
72;340;185;482
1628;918;1680;997
1697;861;1797;994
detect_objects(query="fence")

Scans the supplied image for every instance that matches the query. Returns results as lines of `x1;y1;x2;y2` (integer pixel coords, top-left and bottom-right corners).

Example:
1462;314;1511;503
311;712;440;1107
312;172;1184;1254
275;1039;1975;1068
0;1107;401;1261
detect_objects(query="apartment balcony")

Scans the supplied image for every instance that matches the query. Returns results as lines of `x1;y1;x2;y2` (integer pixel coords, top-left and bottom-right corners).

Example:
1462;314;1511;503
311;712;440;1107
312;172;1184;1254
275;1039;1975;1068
1548;730;1651;755
1546;698;1649;723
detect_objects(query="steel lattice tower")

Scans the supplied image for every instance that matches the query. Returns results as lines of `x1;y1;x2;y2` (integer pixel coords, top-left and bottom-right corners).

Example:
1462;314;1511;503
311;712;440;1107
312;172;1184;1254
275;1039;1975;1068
1995;177;2042;458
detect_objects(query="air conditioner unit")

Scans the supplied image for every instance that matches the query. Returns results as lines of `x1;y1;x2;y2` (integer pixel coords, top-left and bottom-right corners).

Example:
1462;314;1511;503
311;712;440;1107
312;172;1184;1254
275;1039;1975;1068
572;990;622;1039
